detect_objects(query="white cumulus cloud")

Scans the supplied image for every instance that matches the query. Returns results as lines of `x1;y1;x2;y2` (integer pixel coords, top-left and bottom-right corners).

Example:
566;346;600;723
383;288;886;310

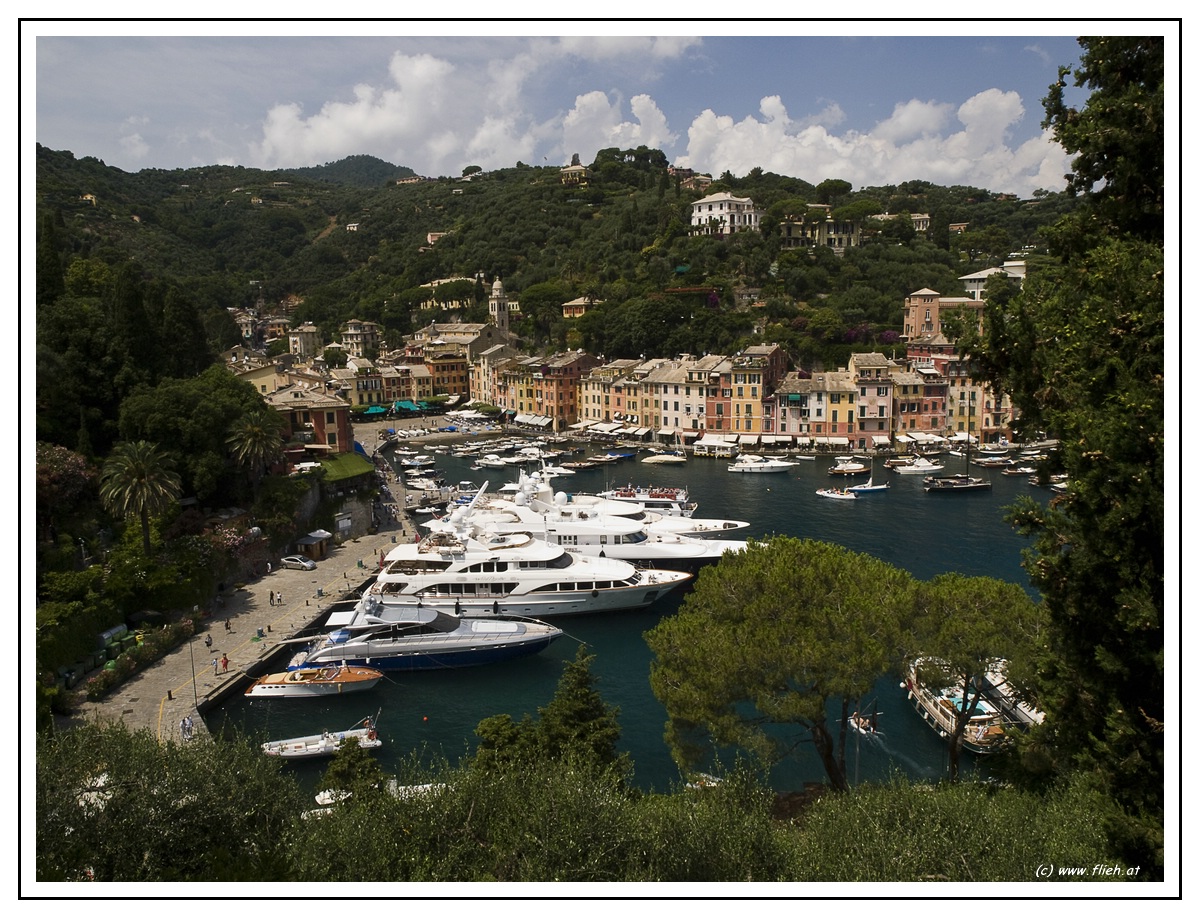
558;92;677;165
678;89;1068;197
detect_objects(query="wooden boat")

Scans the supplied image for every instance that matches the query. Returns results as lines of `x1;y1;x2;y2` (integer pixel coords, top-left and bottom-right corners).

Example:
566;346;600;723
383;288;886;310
245;663;383;698
262;714;382;760
903;659;1040;754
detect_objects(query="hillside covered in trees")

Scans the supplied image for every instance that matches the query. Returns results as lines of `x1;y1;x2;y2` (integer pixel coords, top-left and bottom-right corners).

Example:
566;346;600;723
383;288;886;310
35;141;1076;364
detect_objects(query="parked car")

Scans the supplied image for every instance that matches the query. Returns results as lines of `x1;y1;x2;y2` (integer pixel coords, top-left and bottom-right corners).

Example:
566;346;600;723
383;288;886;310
280;555;317;571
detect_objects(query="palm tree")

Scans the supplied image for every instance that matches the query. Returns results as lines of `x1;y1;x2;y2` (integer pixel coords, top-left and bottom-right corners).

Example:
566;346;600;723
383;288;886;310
226;411;286;499
99;441;183;555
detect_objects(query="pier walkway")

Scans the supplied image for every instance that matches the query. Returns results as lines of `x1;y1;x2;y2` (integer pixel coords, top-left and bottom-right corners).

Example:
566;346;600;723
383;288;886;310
56;418;458;744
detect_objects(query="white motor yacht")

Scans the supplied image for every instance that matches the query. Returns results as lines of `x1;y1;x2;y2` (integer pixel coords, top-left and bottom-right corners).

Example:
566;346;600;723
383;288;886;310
437;479;746;570
727;454;798;473
363;485;692;618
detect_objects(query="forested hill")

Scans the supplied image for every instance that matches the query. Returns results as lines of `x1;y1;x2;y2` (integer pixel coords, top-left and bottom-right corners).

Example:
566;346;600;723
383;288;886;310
282;154;417;187
35;142;1077;363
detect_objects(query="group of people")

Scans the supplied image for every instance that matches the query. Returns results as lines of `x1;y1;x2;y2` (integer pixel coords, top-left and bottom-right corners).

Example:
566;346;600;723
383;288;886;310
179;715;195;742
268;590;284;606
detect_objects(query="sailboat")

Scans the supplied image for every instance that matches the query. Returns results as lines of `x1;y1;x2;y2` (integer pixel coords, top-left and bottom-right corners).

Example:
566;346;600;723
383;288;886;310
924;434;992;493
642;431;688;464
847;460;889;493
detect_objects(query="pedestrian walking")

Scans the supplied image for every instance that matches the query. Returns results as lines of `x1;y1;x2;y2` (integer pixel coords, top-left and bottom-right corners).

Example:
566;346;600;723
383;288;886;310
224;620;231;633
269;591;274;606
204;634;212;648
211;658;218;677
220;653;229;673
276;590;283;605
185;715;194;740
180;718;188;741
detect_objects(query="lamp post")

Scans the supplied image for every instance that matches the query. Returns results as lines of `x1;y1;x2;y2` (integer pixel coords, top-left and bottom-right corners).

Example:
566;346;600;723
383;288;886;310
187;634;198;706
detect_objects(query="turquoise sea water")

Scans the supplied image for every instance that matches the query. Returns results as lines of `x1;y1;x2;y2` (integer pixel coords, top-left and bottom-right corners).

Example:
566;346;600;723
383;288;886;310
209;444;1047;793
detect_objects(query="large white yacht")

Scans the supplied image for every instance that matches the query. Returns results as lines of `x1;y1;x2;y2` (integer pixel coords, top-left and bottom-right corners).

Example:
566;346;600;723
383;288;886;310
506;471;750;539
437;477;747;570
364;486;692;618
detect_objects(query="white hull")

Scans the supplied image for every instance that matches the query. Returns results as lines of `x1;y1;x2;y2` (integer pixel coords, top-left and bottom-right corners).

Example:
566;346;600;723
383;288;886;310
263;722;381;759
728;455;797;473
891;459;945;475
816;488;857;500
366;569;689;619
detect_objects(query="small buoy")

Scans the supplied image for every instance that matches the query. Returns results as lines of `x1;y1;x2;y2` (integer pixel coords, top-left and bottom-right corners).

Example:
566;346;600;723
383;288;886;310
423;716;428;722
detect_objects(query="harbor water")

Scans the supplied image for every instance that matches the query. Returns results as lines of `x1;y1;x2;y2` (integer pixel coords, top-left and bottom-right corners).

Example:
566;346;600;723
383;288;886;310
209;442;1048;793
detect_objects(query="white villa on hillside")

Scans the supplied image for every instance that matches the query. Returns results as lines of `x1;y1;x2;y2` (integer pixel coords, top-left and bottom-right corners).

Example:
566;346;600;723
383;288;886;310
689;192;764;237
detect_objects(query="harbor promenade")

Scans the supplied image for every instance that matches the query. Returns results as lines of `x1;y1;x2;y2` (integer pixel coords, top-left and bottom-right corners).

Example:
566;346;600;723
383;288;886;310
63;515;417;744
58;418;466;744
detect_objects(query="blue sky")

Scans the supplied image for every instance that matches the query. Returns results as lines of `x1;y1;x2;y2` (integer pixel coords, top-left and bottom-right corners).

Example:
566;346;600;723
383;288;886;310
28;23;1169;197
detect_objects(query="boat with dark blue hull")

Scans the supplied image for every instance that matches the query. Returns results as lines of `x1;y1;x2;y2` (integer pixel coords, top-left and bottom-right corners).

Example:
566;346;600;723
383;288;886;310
285;597;563;672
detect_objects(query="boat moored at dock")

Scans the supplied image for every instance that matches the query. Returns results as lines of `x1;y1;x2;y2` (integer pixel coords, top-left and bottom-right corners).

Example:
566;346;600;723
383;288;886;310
245;662;383;698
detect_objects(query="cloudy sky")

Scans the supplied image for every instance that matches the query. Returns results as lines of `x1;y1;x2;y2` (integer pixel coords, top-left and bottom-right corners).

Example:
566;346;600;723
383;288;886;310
28;22;1161;197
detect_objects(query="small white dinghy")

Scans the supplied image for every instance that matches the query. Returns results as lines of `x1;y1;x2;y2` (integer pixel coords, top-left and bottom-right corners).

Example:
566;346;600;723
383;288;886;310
262;713;382;760
816;487;858;500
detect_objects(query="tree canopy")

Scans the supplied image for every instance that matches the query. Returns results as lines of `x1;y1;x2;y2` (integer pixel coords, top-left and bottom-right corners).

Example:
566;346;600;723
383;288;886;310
646;538;915;792
963;35;1166;872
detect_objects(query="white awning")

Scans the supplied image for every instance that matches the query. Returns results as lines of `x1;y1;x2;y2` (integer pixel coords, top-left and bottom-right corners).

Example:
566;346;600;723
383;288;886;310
569;420;594;430
592;422;621;433
694;434;727;446
658;427;678;436
737;434;760;445
872;436;891;446
514;413;532;424
812;437;850;446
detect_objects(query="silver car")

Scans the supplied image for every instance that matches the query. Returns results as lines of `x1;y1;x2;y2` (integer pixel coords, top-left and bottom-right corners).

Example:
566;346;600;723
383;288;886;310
280;555;317;571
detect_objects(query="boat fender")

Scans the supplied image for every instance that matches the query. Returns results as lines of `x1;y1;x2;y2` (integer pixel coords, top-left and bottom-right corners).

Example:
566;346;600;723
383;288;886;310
591;590;599;598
